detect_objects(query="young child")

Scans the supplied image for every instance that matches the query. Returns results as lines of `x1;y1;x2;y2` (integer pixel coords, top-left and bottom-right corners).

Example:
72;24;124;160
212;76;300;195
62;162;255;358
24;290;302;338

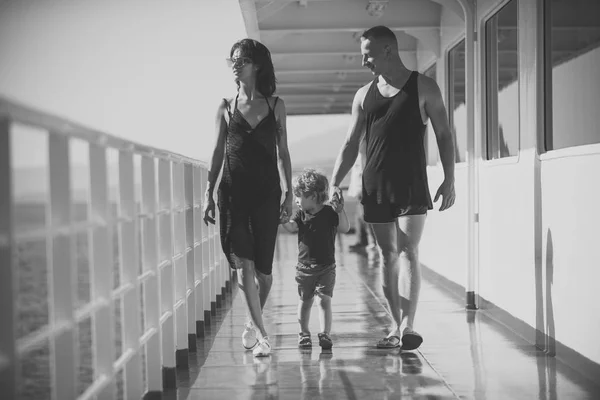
282;169;350;350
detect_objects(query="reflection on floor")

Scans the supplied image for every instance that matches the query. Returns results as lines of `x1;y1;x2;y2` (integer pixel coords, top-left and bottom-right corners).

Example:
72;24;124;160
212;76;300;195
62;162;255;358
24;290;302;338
164;233;600;400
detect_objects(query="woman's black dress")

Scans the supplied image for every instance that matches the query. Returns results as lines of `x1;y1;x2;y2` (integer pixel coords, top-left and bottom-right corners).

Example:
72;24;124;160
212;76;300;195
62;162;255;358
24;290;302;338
218;95;282;275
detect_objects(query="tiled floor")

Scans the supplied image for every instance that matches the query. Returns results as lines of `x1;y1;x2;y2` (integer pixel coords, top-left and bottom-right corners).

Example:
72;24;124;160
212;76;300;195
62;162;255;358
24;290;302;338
164;233;600;400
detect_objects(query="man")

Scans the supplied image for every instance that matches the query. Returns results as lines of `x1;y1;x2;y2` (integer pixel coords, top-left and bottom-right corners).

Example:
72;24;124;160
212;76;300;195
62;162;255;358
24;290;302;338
331;26;456;350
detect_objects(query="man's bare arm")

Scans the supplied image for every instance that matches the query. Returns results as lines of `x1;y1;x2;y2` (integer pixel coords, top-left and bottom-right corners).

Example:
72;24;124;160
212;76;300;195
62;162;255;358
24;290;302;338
421;75;456;211
331;85;369;188
422;76;455;182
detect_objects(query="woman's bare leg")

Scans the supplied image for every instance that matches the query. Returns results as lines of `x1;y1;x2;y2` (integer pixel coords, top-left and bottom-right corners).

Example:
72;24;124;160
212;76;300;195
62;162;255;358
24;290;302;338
237;258;268;339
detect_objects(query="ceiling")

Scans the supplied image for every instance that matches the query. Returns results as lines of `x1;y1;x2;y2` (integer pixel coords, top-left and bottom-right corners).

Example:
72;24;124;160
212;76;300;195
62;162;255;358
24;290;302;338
239;0;464;115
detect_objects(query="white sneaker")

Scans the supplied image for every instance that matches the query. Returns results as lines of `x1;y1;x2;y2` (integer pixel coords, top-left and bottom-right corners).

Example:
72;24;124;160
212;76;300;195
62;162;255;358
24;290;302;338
242;322;258;350
253;336;272;357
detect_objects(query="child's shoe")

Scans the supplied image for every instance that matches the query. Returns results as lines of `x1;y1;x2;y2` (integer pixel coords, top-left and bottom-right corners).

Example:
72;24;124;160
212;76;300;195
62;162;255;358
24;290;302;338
298;332;312;348
318;332;333;350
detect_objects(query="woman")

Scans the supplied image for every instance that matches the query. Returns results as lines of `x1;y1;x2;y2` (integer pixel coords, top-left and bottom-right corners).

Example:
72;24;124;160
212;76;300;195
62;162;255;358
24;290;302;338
203;39;293;357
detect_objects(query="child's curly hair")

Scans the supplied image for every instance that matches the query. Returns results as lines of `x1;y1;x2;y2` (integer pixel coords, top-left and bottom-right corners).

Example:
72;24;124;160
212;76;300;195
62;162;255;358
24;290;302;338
292;169;329;204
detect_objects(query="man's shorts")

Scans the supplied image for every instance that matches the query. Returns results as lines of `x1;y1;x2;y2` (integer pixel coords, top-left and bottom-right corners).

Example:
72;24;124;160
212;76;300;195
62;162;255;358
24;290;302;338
363;203;429;224
295;263;336;301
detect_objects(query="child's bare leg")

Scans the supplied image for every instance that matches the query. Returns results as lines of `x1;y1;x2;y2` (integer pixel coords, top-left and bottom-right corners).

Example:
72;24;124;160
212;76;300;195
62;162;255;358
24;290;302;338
298;297;314;334
316;294;332;334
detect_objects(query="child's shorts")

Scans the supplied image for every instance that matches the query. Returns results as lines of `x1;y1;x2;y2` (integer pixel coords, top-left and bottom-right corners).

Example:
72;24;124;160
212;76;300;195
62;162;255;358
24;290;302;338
295;263;336;301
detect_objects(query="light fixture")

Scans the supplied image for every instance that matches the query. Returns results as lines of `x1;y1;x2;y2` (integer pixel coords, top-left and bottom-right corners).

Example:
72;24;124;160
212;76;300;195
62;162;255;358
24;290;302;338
366;0;388;18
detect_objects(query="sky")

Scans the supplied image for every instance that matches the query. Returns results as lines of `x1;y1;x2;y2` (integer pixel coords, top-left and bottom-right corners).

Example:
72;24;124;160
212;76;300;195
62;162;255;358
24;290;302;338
0;0;351;171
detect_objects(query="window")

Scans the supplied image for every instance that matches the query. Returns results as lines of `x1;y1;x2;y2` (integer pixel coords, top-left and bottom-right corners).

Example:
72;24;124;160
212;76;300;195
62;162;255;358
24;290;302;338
448;39;466;163
423;63;439;166
485;0;519;160
544;0;600;151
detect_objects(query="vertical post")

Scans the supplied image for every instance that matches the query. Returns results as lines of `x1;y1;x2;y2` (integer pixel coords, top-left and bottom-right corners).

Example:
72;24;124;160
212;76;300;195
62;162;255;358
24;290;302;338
207;170;217;317
141;155;162;396
158;158;176;389
89;143;117;400
184;162;197;352
48;133;77;400
193;166;205;337
119;150;143;399
0;117;16;399
171;161;188;368
458;0;479;310
201;168;212;325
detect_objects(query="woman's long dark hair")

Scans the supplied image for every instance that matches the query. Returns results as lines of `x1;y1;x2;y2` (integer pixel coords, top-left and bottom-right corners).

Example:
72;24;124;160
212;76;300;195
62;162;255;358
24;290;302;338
230;39;277;97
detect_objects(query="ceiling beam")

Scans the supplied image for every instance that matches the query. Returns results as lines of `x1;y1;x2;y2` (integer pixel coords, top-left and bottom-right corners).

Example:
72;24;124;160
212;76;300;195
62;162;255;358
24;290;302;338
429;0;464;20
277;82;365;87
278;69;370;74
260;26;440;35
238;0;260;40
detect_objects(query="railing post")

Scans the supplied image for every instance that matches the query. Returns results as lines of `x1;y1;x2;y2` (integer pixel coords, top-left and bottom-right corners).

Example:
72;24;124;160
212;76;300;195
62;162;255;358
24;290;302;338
171;161;188;368
208;179;217;317
193;166;205;337
89;143;117;399
158;158;176;389
184;163;197;354
141;154;162;397
48;132;77;400
118;150;143;399
201;169;212;325
0;117;16;399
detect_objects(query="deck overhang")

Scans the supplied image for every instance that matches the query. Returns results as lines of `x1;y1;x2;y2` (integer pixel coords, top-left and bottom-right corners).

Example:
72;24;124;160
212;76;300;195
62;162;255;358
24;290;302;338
238;0;464;115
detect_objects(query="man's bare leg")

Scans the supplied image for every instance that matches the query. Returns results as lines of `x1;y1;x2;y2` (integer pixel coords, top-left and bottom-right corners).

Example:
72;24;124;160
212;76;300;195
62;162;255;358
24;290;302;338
396;214;427;349
371;222;402;337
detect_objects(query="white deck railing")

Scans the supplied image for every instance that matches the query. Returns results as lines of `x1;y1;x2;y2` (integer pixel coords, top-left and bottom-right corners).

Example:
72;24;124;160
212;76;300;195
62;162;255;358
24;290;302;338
0;97;231;400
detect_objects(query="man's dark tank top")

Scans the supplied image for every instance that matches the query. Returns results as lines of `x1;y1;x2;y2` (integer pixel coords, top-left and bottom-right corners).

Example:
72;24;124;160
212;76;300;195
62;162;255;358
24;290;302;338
361;71;433;209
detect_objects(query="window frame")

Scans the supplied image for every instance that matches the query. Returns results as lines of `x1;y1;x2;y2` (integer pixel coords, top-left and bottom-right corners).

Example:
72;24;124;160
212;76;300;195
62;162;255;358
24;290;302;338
541;0;600;154
482;0;521;162
446;37;467;164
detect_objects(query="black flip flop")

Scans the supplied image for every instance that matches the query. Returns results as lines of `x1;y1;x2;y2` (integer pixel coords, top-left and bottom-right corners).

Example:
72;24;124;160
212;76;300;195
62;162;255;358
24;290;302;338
401;330;423;350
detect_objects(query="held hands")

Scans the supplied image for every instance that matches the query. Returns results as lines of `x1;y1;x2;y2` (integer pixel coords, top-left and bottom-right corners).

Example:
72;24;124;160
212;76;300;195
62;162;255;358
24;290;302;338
279;192;293;224
330;186;344;213
434;178;456;211
203;191;216;225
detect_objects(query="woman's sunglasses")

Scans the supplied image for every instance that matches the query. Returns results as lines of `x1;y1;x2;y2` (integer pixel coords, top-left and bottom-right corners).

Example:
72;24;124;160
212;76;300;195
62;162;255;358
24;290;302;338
226;56;253;68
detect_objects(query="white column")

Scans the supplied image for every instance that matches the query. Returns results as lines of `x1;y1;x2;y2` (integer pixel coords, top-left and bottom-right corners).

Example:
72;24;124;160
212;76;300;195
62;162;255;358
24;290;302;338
457;0;480;309
171;161;188;367
0;117;16;399
193;166;205;335
157;158;176;387
118;150;143;399
184;162;197;350
89;143;117;400
201;169;212;322
141;154;162;394
48;133;77;400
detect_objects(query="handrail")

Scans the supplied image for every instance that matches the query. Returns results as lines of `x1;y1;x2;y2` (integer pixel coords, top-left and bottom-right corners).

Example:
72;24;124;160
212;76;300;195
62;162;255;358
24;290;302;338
0;96;207;167
0;96;229;400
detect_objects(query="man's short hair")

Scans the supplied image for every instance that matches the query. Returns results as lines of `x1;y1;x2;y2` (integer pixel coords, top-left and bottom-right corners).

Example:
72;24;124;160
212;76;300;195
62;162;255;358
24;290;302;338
361;26;398;46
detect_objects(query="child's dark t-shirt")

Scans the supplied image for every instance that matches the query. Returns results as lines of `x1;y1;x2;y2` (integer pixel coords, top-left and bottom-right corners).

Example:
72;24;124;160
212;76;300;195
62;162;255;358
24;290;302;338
292;205;339;266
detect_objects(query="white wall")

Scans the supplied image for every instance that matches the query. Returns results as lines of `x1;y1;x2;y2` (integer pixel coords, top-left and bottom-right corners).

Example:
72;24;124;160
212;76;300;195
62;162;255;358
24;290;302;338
420;0;600;370
0;0;248;165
